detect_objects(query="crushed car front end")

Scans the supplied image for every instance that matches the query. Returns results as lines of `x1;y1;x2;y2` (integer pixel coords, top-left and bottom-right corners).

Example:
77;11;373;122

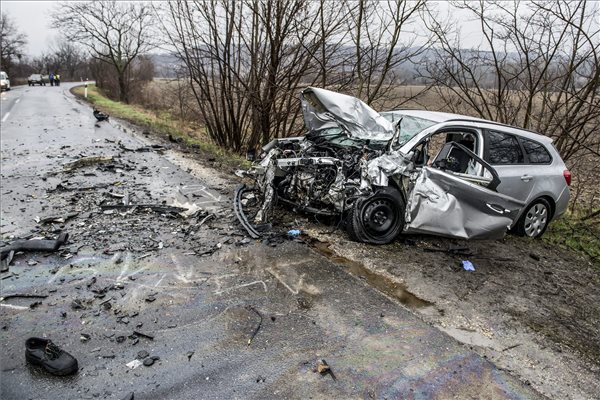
235;87;525;244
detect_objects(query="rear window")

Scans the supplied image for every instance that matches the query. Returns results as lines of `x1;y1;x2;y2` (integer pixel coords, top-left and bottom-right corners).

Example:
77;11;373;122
521;138;552;164
487;131;524;164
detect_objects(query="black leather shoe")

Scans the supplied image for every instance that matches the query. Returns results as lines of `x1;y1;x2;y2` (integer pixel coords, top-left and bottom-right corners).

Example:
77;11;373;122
25;337;78;376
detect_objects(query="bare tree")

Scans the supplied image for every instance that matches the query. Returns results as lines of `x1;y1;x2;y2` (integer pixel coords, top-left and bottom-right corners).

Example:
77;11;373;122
51;40;86;80
0;12;27;76
423;0;600;162
51;1;154;102
159;0;347;151
343;0;431;107
158;0;431;152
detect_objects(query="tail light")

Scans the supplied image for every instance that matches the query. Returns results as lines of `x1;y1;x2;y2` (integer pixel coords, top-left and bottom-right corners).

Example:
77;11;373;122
563;169;572;186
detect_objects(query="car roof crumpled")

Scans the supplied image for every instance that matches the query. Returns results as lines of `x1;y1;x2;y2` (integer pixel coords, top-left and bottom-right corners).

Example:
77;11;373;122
300;87;395;141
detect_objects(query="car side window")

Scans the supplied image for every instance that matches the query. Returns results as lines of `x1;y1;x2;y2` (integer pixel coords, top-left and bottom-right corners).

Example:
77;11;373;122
487;131;524;164
521;138;552;164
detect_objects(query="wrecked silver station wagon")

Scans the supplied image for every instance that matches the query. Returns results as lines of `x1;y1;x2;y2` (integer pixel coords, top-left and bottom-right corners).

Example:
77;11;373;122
234;87;570;244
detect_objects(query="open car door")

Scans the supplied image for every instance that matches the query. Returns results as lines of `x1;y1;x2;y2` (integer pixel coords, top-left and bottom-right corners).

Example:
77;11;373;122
404;142;525;240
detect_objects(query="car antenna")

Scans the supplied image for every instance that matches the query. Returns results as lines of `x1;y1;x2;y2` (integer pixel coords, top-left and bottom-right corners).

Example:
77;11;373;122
386;117;403;154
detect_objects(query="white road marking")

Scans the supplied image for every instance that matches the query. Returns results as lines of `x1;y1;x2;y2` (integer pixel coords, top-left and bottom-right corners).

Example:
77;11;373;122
0;303;30;311
1;112;9;122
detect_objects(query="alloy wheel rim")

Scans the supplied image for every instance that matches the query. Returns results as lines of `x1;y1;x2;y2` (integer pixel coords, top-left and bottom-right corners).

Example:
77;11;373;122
524;203;548;237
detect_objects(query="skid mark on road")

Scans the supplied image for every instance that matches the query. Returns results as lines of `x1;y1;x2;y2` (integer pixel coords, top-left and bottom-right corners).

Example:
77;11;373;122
267;260;321;296
179;184;223;202
214;280;268;295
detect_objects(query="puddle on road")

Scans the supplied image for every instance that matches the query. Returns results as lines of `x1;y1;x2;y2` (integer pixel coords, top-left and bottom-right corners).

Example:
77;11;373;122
310;240;434;310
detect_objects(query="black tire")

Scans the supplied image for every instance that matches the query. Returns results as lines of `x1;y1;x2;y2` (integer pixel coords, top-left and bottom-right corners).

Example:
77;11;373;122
347;187;405;244
515;198;551;238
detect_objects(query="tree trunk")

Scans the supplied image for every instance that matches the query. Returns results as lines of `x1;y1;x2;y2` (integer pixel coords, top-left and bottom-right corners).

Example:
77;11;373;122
118;72;128;103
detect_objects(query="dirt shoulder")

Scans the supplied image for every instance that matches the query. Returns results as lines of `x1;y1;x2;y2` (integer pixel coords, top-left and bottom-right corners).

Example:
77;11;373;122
304;227;600;400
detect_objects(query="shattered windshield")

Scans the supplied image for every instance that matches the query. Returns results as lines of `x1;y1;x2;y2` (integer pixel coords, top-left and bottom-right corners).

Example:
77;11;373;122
380;112;437;145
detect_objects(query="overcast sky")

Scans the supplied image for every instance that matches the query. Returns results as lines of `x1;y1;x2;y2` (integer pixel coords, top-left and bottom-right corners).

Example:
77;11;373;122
2;1;57;56
3;1;483;58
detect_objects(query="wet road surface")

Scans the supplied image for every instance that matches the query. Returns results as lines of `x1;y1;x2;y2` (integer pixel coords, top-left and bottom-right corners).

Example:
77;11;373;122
0;84;542;399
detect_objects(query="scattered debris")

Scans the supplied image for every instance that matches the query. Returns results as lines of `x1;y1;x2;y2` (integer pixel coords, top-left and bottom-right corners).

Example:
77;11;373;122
118;141;166;153
93;109;109;121
1;233;69;261
424;245;473;257
137;350;149;359
234;185;261;239
186;351;194;361
126;359;143;369
29;301;42;309
121;392;134;400
287;229;301;237
0;250;14;272
316;359;330;374
132;330;154;340
0;293;48;302
462;260;475;271
80;333;91;343
143;358;155;367
63;155;114;172
100;203;189;216
502;343;523;352
36;212;79;224
71;299;86;310
168;134;184;144
315;359;337;380
246;306;263;346
529;253;541;261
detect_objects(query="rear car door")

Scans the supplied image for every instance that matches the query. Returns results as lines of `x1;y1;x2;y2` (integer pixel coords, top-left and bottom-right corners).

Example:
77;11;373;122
404;142;525;240
483;130;534;203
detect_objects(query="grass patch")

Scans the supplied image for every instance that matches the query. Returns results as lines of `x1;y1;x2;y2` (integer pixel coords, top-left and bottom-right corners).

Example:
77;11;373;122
71;84;249;169
544;210;600;265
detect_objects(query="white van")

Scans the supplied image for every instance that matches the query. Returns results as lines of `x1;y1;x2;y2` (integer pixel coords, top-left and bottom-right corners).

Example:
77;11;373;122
1;71;11;91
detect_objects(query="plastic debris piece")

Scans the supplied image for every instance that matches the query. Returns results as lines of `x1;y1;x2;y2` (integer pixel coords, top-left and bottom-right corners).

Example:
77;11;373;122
287;229;301;237
462;260;475;271
137;350;149;359
126;359;143;369
143;357;155;367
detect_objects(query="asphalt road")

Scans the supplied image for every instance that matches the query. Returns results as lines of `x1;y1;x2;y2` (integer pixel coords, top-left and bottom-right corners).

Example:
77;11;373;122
0;84;542;399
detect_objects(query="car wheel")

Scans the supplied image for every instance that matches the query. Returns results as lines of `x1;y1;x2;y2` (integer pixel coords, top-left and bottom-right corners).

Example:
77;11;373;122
516;198;551;238
347;187;405;244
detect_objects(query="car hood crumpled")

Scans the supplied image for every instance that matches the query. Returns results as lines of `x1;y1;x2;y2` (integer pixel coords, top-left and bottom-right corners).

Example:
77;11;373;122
300;87;395;141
